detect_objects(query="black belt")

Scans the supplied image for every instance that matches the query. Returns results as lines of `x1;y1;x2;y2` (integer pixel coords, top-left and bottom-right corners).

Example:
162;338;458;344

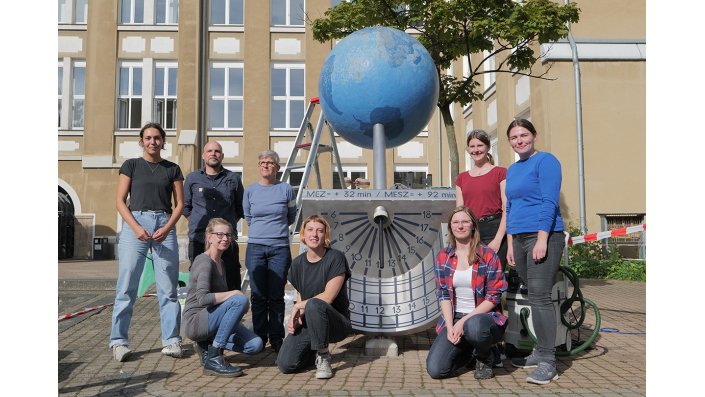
478;213;502;223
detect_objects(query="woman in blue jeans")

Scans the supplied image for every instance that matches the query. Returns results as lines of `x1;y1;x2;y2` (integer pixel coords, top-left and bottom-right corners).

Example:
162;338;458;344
243;150;296;353
505;118;565;385
182;218;263;377
426;206;507;380
109;122;184;362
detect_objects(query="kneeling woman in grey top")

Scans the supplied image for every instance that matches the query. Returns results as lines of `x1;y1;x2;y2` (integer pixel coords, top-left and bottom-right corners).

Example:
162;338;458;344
277;215;352;379
182;218;263;377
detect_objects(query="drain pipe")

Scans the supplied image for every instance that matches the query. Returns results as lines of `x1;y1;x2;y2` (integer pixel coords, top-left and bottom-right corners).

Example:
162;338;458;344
197;0;208;159
565;0;587;234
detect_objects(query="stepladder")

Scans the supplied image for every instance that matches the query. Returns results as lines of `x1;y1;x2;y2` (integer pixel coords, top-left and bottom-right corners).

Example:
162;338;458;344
240;97;346;293
279;97;347;236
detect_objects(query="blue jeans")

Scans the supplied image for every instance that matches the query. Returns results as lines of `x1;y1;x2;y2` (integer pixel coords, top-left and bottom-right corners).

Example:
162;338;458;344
245;243;291;344
109;211;181;349
426;313;504;379
277;298;351;374
512;231;565;366
207;294;264;354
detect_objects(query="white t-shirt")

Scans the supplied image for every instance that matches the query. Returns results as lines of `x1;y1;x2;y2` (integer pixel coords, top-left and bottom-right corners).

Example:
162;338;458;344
453;268;476;314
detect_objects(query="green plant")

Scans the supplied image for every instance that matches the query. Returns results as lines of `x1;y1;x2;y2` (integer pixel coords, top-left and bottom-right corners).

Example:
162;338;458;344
607;260;646;282
563;225;645;281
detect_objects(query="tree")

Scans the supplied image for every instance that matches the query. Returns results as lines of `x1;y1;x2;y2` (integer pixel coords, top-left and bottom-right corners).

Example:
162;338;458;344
312;0;580;184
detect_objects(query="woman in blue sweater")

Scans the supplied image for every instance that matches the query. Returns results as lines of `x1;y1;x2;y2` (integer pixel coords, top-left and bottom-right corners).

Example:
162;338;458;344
243;150;296;353
504;119;564;385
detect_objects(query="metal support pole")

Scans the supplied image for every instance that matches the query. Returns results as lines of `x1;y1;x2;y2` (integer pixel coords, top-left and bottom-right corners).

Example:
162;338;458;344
373;123;386;189
565;0;587;234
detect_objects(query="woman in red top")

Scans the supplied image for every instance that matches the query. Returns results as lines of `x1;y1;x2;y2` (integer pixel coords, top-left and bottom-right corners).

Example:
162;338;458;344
455;129;508;269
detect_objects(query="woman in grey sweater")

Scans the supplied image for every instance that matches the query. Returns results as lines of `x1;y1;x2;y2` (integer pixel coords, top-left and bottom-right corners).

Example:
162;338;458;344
182;218;263;377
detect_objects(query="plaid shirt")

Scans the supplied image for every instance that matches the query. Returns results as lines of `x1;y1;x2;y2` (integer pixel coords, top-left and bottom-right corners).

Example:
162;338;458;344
433;244;508;335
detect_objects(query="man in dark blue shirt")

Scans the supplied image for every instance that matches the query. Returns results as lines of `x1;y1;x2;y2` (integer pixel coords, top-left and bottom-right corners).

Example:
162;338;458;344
183;141;244;290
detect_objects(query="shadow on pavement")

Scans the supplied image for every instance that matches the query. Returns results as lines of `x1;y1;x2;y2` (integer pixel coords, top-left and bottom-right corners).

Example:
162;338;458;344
59;370;172;395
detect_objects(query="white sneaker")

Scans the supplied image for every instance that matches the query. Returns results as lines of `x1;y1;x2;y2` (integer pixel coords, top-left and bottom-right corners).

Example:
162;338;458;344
161;342;183;358
315;352;333;379
112;345;131;362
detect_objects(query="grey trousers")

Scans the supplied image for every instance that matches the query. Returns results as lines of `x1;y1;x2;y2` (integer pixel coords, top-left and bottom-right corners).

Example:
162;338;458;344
512;232;565;366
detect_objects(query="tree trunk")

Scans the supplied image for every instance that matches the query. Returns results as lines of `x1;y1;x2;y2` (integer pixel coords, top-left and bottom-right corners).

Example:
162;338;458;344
439;105;460;187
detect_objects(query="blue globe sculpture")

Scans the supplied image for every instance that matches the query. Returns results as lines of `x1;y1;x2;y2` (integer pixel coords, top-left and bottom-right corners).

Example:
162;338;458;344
319;27;439;149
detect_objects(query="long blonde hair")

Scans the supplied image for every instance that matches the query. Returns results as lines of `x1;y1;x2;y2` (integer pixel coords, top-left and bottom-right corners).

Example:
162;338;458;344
447;206;482;262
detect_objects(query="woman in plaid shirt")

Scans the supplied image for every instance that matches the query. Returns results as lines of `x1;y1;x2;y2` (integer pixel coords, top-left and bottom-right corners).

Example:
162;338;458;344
426;206;507;380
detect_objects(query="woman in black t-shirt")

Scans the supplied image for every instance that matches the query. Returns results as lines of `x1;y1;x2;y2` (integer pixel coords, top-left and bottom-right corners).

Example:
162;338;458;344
276;215;351;379
109;122;185;362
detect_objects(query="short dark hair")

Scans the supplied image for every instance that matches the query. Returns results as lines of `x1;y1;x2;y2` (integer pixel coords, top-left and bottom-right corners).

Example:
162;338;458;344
140;122;167;140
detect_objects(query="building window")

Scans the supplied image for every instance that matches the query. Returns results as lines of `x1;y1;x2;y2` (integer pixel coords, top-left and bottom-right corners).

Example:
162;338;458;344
210;0;243;25
332;167;368;189
271;64;305;130
483;50;496;94
598;213;646;259
58;64;64;128
271;0;305;26
277;170;304;187
59;0;88;24
154;63;178;129
121;0;145;24
71;61;86;129
118;62;143;129
393;167;429;189
156;0;179;24
209;63;244;130
58;59;86;131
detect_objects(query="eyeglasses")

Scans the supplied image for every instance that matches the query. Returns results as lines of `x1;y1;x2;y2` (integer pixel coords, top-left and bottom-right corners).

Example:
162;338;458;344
210;232;234;240
450;220;472;227
259;161;277;167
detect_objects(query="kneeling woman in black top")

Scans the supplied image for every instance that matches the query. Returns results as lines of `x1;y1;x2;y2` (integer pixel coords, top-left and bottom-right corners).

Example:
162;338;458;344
276;215;352;379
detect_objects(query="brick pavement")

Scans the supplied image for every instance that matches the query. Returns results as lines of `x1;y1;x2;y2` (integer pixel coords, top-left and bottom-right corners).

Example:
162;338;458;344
58;275;645;397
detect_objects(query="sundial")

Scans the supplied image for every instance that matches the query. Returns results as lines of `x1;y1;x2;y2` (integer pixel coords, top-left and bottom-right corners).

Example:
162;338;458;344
301;189;456;334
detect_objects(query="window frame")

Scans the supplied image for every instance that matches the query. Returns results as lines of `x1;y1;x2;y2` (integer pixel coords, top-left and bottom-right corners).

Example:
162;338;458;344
270;63;305;131
393;166;429;189
71;61;86;129
155;0;179;25
117;61;145;130
210;0;244;26
332;166;368;189
208;62;245;131
120;0;146;25
58;0;88;25
271;0;305;27
153;61;178;130
58;62;64;128
483;50;497;96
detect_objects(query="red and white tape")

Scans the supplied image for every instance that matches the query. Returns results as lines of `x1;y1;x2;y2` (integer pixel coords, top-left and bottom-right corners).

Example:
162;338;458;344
58;293;158;322
568;224;646;245
58;303;113;321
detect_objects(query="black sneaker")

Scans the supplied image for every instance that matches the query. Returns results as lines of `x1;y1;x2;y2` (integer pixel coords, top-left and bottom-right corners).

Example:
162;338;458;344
271;339;283;354
474;353;494;380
